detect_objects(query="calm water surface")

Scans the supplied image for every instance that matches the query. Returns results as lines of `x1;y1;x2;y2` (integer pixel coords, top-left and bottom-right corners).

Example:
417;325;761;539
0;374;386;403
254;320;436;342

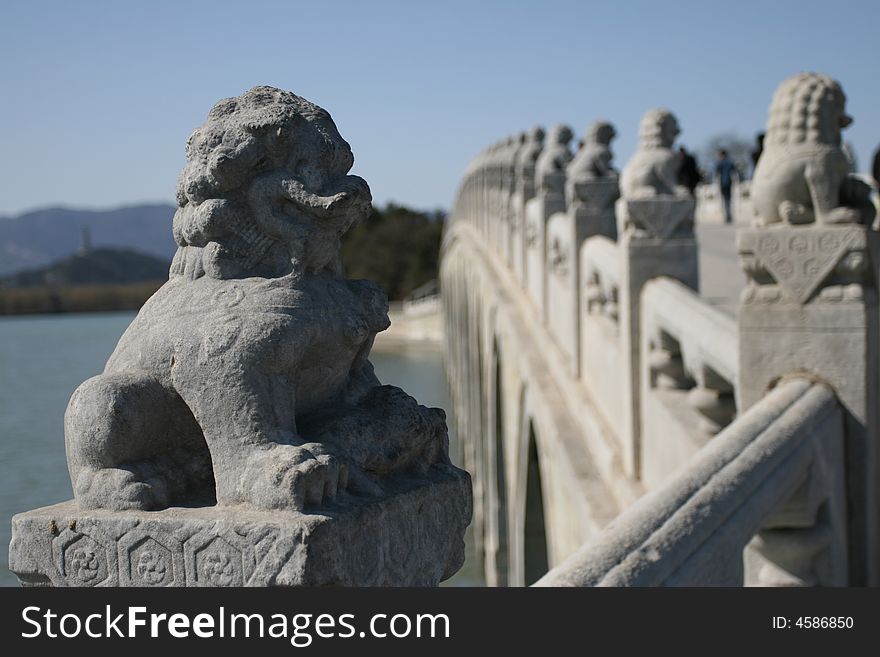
0;312;480;586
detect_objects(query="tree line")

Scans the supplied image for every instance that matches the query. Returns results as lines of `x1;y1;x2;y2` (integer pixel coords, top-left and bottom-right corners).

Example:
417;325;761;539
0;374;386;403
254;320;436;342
341;203;444;301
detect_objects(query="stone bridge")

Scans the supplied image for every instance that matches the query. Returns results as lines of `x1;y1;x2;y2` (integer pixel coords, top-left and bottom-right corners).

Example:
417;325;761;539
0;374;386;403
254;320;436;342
440;75;879;586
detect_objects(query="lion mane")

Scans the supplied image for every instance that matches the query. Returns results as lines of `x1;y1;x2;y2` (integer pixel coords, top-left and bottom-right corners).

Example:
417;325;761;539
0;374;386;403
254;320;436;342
171;86;371;280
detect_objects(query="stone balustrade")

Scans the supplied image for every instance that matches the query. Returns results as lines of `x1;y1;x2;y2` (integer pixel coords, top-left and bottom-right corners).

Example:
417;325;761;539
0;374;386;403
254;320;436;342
579;236;624;438
443;72;878;586
640;277;737;488
535;377;846;586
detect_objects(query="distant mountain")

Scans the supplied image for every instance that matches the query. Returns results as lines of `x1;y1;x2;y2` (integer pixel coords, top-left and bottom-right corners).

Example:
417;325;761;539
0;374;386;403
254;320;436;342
0;203;176;276
1;247;170;288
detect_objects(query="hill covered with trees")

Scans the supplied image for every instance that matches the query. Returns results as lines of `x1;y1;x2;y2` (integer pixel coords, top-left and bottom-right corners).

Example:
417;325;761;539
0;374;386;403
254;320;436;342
341;203;444;301
2;247;169;288
0;202;444;314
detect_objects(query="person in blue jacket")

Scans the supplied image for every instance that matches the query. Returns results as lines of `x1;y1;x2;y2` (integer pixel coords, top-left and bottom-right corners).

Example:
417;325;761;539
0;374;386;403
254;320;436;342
714;149;738;223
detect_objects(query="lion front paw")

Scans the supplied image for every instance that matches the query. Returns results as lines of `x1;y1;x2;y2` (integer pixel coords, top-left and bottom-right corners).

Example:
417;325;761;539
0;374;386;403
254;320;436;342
779;201;814;224
236;443;350;510
74;466;170;511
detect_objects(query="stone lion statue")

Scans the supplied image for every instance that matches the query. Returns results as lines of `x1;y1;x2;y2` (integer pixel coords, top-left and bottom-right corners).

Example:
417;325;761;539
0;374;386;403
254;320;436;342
515;125;545;176
534;124;573;195
751;72;875;226
620;109;689;198
568;121;617;180
65;86;452;512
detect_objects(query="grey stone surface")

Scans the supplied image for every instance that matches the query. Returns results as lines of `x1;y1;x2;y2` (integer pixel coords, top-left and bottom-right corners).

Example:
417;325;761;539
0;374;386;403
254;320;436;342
547;122;620;376
615;108;699;478
619;109;689;200
430;67;880;587
537;378;846;586
751;72;875;227
639;277;737;488
511;126;545;284
737;73;880;585
525;125;573;319
11;86;471;586
566;121;619;239
534;124;574;197
695;223;746;316
10;470;470;587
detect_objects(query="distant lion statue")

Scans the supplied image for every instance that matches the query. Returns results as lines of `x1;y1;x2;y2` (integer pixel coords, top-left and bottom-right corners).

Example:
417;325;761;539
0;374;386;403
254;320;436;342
65;86;451;512
568;121;617;180
751;72;875;226
620;108;689;198
534;124;574;194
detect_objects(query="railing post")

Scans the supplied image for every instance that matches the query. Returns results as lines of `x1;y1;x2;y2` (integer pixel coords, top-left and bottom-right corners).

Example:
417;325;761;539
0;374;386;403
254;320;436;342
737;72;879;585
616;109;698;478
501;133;526;266
524;124;573;322
546;121;619;376
511;127;545;285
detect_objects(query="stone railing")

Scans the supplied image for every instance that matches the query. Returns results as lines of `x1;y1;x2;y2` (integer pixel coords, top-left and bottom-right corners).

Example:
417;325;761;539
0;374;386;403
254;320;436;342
536;377;847;586
639;276;737;488
579;235;624;437
444;76;879;586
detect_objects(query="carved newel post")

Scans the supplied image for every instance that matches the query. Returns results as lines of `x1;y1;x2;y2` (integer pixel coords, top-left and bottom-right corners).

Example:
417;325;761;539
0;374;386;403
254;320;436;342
617;109;698;478
547;121;620;375
738;73;878;586
501;133;527;267
524;124;573;321
511;126;546;284
9;87;472;587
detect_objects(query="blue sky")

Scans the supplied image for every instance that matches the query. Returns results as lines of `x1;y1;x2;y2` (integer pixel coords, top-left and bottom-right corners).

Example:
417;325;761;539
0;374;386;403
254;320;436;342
1;0;878;216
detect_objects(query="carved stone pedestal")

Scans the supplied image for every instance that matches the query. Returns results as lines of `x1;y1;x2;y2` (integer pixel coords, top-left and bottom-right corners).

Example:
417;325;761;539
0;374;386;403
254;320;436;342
616;196;699;477
738;223;879;584
547;178;619;375
9;467;471;587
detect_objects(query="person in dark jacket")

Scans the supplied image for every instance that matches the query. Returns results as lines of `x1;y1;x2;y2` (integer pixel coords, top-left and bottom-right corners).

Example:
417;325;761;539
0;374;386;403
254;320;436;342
751;132;765;174
676;146;701;195
872;145;880;188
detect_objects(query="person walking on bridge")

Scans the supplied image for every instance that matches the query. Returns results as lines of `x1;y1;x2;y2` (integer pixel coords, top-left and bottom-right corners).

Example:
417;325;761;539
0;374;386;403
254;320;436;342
713;149;738;223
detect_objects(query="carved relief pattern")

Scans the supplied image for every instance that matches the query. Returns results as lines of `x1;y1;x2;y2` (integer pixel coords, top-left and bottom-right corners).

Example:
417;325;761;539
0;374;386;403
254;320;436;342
583;271;619;323
571;178;619;213
740;226;869;304
136;550;167;584
69;546;101;582
54;532;113;587
624;198;694;240
130;538;173;586
549;239;569;277
191;536;244;586
201;551;237;585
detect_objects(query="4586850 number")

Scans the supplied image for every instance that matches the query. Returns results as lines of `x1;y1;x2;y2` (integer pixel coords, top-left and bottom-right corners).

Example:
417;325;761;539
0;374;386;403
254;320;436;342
795;617;853;629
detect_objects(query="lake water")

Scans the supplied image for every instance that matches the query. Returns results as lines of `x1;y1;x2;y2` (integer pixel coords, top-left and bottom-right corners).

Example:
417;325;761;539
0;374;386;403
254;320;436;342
0;312;480;586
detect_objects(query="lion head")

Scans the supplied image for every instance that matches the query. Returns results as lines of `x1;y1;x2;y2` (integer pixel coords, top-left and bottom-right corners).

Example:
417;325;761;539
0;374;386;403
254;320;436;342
587;121;616;147
535;124;573;180
765;72;851;147
171;86;371;280
620;109;686;199
638;109;680;150
515;125;546;176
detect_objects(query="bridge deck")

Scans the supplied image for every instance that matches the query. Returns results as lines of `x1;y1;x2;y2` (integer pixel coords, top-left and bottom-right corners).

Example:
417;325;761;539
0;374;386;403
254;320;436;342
696;224;745;317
